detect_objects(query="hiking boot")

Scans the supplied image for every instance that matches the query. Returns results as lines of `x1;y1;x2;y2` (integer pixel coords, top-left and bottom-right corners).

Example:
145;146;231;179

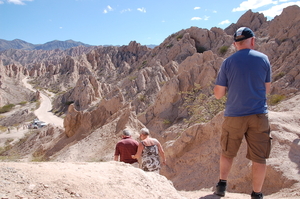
214;182;226;197
251;191;264;199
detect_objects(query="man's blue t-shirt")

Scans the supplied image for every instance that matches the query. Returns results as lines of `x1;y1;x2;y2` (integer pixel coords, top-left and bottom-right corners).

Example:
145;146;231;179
215;49;271;117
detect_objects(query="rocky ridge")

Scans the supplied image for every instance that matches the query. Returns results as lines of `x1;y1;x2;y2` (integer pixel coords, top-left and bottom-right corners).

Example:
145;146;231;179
0;39;91;51
0;6;300;198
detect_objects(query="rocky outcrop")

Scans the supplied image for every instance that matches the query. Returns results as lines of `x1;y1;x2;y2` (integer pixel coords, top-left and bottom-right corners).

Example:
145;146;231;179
63;86;125;138
269;5;300;40
0;61;32;106
225;9;269;35
138;51;224;140
259;5;300;96
64;104;92;138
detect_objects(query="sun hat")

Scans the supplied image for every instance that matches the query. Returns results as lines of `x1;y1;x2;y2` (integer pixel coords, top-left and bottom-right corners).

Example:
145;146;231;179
234;27;255;42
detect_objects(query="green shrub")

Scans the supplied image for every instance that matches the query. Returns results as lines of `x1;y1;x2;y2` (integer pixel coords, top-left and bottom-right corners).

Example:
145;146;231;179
0;125;7;132
176;34;183;41
166;44;173;48
219;46;229;55
129;76;137;81
163;119;171;124
138;95;146;102
268;94;286;106
273;72;285;82
181;83;226;125
19;101;27;105
0;104;15;114
139;60;148;69
159;81;166;86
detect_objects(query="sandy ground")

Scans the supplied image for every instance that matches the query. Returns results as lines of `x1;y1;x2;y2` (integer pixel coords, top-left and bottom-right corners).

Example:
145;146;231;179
0;161;257;199
1;161;299;199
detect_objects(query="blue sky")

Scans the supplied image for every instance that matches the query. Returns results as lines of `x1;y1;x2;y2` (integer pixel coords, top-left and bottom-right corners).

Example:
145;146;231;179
1;0;300;46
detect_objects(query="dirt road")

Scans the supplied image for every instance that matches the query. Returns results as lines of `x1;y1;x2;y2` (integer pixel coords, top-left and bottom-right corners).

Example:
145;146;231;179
22;77;63;127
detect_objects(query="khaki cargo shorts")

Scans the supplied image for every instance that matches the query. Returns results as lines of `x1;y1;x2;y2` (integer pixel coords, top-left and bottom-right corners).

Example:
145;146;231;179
220;113;271;164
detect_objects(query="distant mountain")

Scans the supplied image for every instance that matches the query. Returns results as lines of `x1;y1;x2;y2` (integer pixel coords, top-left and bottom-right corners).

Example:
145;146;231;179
0;39;157;51
0;39;92;51
34;40;92;50
146;44;157;49
0;39;35;51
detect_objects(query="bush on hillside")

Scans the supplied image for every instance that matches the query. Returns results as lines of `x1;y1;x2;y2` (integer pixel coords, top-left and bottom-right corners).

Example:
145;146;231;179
0;104;15;114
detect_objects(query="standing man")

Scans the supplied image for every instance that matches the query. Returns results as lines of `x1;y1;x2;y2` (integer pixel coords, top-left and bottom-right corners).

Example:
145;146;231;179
114;129;139;166
213;27;272;199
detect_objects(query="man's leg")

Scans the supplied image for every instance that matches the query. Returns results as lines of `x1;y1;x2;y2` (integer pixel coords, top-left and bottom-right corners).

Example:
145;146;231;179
252;161;266;192
214;155;234;196
220;155;234;180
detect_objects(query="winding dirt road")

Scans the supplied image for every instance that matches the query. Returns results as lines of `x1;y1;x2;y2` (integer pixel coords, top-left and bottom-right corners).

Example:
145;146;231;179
22;77;64;128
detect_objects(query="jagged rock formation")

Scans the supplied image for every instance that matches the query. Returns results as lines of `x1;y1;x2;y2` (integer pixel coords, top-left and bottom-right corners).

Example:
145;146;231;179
1;5;300;197
0;60;34;106
225;9;269;35
0;46;96;67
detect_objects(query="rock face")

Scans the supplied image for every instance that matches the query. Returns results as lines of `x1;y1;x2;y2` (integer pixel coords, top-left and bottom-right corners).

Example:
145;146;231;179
0;60;33;106
161;95;300;195
225;9;269;35
1;5;300;197
262;5;300;96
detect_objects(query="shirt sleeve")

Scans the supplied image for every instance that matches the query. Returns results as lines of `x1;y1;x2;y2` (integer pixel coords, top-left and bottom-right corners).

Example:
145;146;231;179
215;61;228;87
265;58;271;83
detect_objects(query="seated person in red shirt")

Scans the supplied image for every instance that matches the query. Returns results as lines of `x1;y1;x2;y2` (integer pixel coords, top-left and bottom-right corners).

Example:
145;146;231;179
114;129;139;166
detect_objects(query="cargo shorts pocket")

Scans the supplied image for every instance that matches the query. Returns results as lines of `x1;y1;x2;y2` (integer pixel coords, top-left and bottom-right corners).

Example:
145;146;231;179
257;113;270;132
221;131;229;152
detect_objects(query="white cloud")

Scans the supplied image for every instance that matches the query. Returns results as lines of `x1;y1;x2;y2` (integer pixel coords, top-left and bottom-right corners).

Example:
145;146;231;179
103;5;113;14
191;17;202;20
121;8;132;13
232;0;277;12
203;15;210;20
0;1;4;4
137;7;146;13
259;1;300;17
194;7;201;10
219;20;231;25
107;5;112;11
7;0;33;5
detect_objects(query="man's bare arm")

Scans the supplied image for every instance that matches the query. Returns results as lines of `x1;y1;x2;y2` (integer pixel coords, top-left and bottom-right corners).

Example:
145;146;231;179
214;85;227;99
265;82;271;94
